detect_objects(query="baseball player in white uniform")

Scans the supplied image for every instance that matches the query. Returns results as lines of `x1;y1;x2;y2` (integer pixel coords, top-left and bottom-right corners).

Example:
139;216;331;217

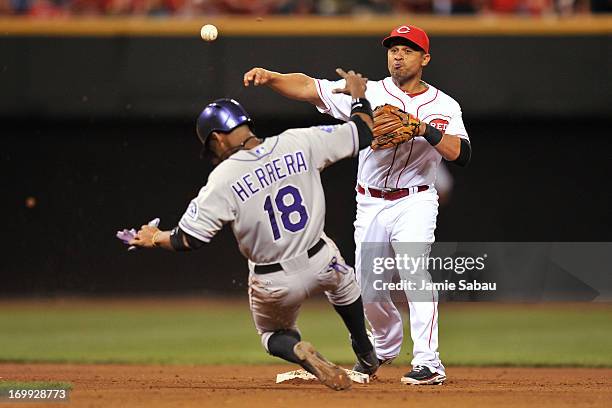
122;70;382;390
243;24;471;385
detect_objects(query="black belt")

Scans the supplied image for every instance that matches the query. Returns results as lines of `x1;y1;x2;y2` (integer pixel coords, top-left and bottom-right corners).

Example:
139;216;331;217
253;238;326;275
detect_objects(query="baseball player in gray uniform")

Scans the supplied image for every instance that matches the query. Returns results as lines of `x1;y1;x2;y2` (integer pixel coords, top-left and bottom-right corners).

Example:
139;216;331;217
124;70;380;391
243;25;471;385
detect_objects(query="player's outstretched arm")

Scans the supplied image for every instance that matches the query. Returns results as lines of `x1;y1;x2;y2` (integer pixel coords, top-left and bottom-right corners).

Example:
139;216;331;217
243;67;325;109
129;225;173;250
128;225;205;251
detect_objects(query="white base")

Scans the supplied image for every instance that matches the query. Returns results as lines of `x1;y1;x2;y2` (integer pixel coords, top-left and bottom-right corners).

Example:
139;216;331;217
276;369;370;384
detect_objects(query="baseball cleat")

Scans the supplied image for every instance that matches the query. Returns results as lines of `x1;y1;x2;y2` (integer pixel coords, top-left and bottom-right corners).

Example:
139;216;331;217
293;341;352;391
353;356;393;378
351;348;380;376
401;365;446;385
350;337;385;377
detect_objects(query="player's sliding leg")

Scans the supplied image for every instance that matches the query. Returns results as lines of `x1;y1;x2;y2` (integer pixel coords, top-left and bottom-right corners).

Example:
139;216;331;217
250;273;350;390
264;329;351;390
265;329;352;390
333;296;379;375
293;341;352;391
266;329;303;365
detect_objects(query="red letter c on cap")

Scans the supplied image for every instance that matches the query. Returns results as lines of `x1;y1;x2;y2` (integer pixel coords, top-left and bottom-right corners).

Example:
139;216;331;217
397;26;411;33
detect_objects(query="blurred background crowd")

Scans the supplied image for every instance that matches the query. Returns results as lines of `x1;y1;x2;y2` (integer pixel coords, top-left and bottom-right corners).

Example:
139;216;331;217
1;0;610;17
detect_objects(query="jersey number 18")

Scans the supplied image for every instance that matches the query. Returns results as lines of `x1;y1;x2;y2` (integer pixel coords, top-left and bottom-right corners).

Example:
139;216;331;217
263;185;308;241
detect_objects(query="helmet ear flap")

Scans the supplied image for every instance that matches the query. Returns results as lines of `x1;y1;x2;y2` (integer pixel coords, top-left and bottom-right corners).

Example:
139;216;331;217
196;127;207;147
199;130;220;160
199;132;218;161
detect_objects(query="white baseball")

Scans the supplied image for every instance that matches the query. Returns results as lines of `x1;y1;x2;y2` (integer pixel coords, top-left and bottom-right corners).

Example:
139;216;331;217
200;24;218;42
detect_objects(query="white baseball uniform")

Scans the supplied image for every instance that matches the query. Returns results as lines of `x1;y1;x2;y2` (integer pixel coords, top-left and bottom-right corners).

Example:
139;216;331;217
315;76;469;375
178;123;362;350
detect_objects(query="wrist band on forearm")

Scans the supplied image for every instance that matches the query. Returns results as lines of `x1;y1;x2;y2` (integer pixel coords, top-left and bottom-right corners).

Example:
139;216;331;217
423;124;443;146
350;98;373;119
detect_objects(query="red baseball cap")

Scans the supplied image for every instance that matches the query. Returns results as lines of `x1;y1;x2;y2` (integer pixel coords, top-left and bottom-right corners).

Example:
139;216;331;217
382;25;430;54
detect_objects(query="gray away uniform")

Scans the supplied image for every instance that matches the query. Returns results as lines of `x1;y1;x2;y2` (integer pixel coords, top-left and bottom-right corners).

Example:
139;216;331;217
178;122;362;350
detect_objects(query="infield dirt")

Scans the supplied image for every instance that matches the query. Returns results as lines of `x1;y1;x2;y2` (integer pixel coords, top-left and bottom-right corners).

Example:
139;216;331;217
3;363;610;408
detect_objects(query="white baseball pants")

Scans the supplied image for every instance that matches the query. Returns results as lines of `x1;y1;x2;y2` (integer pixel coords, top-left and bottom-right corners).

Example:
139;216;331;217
354;188;445;375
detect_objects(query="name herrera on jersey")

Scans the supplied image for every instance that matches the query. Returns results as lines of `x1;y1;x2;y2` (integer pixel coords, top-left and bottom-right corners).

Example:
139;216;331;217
231;151;308;203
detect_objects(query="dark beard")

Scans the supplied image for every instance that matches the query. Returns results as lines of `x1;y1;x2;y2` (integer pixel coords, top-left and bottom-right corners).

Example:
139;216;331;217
392;71;416;87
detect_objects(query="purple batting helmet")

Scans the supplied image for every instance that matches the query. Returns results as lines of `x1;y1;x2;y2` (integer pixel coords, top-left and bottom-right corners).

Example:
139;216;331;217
196;98;253;150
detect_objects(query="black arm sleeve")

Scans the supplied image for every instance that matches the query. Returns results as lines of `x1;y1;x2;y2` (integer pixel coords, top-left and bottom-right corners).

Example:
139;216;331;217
169;226;206;252
351;115;374;150
349;98;374;150
452;138;472;167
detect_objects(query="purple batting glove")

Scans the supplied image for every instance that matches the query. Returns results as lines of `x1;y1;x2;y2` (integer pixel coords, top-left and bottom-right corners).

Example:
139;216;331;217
116;228;137;245
116;218;161;251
